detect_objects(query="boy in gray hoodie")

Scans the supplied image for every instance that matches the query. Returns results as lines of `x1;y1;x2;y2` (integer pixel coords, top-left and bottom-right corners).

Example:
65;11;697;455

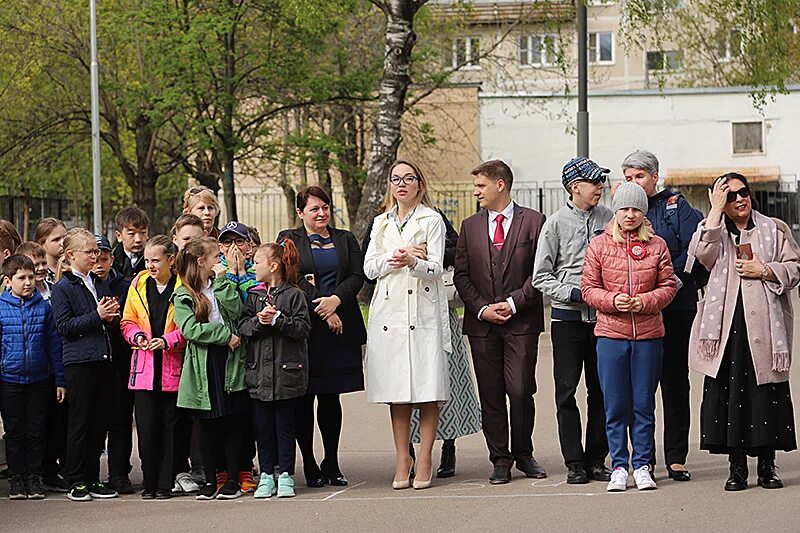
532;157;612;484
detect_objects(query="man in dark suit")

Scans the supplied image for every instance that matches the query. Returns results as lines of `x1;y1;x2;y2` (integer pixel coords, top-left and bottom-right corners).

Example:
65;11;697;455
454;159;546;484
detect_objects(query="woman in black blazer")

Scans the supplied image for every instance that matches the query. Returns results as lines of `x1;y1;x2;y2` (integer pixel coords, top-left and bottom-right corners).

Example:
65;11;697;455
277;186;366;488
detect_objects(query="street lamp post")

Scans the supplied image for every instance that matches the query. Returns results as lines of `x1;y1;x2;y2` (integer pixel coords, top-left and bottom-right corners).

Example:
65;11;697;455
577;0;589;157
90;0;102;234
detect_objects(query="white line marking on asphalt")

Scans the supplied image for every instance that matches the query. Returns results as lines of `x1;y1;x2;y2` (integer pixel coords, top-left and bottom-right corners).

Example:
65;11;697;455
321;481;367;501
531;479;566;488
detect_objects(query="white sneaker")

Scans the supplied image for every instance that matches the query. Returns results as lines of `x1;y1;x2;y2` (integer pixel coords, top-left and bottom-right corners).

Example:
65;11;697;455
633;466;657;490
172;472;200;495
607;467;628;492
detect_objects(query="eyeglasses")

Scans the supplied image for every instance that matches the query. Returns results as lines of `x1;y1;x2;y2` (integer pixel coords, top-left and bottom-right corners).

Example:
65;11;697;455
726;186;750;203
77;249;101;256
389;174;419;186
220;238;247;247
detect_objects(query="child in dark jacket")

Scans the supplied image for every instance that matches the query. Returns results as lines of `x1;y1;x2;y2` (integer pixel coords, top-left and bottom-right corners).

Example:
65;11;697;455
0;255;65;500
51;228;121;502
239;240;311;499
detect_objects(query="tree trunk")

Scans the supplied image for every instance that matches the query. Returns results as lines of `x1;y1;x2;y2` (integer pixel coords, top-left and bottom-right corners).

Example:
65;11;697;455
220;3;238;222
132;112;159;227
332;104;363;228
354;0;426;241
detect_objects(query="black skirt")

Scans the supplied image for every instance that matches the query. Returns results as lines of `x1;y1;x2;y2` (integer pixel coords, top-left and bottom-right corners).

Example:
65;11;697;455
699;291;796;455
189;344;248;420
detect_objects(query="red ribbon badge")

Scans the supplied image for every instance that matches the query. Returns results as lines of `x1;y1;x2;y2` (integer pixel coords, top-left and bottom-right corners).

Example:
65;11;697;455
628;241;647;260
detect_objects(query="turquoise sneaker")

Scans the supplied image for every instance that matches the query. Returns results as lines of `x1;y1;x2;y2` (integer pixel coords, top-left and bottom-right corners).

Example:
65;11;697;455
276;472;295;498
254;473;276;499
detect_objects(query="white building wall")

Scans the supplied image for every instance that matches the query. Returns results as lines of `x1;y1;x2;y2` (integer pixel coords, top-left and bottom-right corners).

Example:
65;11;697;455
480;88;800;185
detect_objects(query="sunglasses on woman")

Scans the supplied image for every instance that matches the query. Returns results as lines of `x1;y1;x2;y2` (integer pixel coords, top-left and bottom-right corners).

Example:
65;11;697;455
726;186;750;203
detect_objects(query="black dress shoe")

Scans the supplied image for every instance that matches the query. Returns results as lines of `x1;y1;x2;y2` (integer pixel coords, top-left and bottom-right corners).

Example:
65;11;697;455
516;457;547;479
321;460;348;487
757;457;783;489
436;441;456;478
587;463;612;482
304;465;326;488
489;465;511;484
141;489;157;499
155;489;172;499
666;465;692;482
566;463;589;484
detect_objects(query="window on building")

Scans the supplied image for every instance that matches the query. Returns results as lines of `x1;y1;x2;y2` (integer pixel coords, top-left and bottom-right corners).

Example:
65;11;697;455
449;36;481;69
519;34;559;66
589;32;614;64
716;29;743;62
732;121;764;155
646;50;684;71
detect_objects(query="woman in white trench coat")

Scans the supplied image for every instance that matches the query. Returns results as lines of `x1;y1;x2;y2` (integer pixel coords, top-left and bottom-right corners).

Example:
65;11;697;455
364;159;451;490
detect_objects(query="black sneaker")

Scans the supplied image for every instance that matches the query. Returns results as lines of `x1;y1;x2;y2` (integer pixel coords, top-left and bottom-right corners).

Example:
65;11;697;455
42;473;70;493
27;475;46;499
196;483;217;500
9;476;27;500
155;489;172;500
216;478;241;500
141;489;157;499
109;476;135;495
67;484;92;502
88;481;119;499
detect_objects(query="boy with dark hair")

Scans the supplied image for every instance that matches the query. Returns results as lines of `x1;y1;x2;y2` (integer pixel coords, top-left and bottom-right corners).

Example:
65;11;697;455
16;241;70;492
108;208;149;495
0;255;65;499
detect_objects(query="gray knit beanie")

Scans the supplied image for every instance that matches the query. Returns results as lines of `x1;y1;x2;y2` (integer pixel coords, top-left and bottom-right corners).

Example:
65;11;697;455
612;182;648;215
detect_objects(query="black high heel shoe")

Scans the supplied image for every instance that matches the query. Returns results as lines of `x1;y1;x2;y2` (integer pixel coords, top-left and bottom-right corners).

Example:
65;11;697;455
321;460;348;487
666;465;692;482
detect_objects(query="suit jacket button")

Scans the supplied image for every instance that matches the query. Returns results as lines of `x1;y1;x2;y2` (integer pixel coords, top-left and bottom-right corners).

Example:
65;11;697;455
408;289;412;294
410;325;415;330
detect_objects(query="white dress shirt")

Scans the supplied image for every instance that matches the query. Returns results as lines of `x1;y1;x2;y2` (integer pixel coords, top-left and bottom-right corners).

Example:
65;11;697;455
72;268;98;301
478;200;518;321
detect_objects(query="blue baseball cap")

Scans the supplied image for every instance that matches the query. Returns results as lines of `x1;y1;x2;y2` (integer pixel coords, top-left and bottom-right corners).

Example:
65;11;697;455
561;157;610;188
219;221;250;241
95;235;112;252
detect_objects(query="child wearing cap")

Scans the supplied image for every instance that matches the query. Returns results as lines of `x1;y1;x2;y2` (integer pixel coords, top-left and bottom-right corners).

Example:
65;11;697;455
533;157;613;485
581;181;677;493
219;221;258;301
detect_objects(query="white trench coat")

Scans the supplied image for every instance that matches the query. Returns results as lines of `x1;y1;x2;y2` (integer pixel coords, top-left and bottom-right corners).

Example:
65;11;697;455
363;204;451;404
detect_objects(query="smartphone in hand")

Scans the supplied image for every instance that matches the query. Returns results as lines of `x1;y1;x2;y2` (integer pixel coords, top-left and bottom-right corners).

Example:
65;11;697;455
736;243;753;260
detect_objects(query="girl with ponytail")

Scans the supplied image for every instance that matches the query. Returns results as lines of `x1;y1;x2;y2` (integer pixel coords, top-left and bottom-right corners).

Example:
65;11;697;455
239;239;311;499
172;237;248;501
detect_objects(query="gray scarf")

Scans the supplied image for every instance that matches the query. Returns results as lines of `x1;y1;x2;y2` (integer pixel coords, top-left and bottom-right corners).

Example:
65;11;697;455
690;211;790;371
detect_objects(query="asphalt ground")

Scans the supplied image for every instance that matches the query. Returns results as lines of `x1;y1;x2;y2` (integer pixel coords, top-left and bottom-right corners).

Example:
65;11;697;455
3;300;800;532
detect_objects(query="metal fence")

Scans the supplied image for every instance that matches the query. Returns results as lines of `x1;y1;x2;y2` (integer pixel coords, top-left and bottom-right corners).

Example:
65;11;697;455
4;178;800;244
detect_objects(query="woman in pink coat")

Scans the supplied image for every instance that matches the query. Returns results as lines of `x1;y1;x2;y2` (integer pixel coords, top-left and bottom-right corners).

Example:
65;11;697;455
582;182;676;493
687;173;800;492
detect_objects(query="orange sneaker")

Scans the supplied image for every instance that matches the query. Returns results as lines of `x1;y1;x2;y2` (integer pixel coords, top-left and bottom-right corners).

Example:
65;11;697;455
216;471;228;491
239;471;257;493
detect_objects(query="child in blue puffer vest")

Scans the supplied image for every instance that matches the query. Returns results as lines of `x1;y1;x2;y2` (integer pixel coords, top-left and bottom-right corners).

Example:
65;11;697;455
0;255;65;500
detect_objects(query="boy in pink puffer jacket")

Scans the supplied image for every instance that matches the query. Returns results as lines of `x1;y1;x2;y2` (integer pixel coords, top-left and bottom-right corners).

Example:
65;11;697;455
582;182;677;492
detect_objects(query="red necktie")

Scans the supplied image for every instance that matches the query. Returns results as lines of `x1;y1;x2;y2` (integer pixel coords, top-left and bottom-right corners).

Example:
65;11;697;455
493;213;505;251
